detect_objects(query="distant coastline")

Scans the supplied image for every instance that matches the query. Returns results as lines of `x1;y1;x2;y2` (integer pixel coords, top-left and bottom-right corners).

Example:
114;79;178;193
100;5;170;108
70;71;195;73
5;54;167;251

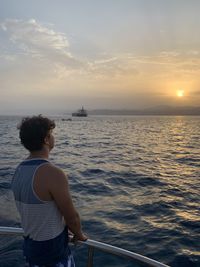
1;105;200;116
88;106;200;116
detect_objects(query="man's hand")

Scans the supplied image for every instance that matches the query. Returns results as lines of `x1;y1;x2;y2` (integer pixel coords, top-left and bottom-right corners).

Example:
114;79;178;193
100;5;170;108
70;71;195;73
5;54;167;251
71;233;88;243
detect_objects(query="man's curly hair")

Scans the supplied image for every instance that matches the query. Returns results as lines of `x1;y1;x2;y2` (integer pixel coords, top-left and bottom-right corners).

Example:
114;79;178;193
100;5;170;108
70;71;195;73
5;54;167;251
18;115;55;151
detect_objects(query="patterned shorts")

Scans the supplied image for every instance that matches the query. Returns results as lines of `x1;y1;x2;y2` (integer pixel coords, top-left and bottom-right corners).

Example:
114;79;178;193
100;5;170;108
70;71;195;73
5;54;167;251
25;254;75;267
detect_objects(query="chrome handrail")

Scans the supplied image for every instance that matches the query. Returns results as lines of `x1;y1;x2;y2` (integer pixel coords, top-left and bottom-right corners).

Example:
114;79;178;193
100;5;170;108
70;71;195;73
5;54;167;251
0;226;170;267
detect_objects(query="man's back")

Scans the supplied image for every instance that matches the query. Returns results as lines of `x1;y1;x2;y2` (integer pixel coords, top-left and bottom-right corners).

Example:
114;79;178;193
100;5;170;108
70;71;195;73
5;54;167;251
12;158;69;265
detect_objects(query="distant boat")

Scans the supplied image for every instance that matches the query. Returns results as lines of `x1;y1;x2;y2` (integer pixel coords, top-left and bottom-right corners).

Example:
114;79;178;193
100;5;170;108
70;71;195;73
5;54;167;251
61;118;72;121
72;107;88;117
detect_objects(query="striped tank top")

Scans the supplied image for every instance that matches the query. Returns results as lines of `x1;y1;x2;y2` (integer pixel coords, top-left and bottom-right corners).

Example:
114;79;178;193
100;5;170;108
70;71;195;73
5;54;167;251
12;158;70;265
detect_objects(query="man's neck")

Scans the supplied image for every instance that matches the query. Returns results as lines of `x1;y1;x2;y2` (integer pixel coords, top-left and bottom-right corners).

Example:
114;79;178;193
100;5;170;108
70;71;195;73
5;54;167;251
28;147;49;160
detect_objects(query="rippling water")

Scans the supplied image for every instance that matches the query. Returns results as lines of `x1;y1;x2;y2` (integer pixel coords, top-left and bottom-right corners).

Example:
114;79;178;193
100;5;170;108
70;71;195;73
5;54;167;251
0;115;199;267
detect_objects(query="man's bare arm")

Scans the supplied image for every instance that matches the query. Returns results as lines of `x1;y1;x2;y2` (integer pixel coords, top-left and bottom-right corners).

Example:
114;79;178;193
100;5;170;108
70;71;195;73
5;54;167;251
47;165;87;241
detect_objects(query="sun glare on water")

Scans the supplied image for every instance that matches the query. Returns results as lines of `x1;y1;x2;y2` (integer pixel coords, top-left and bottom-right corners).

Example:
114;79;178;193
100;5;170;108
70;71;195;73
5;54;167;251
176;90;184;98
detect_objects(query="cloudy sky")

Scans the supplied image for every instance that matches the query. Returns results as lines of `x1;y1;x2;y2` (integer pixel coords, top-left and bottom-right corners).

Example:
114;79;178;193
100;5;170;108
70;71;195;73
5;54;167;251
0;0;200;114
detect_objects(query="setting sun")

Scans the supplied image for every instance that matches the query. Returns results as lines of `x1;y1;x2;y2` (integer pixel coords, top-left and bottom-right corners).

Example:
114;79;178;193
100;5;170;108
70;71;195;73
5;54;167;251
176;90;184;98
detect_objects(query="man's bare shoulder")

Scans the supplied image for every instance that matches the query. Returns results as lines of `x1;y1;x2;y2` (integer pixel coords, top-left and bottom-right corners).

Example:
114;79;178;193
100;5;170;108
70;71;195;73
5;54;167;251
37;162;68;184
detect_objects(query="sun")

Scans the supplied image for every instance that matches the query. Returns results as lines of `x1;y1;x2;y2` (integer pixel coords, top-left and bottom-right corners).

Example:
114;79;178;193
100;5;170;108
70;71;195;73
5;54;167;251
176;90;184;98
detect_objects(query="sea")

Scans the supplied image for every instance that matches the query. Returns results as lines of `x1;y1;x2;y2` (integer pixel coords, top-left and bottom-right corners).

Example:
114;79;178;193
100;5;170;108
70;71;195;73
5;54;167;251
0;115;199;267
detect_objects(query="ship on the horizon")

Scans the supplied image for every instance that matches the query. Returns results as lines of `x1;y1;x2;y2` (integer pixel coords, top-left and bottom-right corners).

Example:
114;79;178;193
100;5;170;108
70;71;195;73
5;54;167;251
72;106;88;117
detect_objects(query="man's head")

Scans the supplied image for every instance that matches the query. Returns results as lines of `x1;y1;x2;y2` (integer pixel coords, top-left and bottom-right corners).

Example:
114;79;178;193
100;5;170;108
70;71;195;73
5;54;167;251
18;115;55;152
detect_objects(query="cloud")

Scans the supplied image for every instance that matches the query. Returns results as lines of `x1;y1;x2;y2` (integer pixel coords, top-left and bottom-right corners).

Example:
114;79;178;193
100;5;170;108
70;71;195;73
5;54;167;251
4;19;199;81
193;90;200;95
0;19;141;88
127;50;200;64
1;19;200;92
0;54;16;62
88;55;140;78
123;50;200;80
1;19;82;68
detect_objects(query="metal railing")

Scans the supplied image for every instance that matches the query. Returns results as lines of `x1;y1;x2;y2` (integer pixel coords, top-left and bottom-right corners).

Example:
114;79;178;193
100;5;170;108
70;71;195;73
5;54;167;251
0;226;170;267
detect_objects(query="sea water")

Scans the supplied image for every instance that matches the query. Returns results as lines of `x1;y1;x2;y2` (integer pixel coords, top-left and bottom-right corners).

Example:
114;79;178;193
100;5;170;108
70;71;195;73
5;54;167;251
0;115;199;267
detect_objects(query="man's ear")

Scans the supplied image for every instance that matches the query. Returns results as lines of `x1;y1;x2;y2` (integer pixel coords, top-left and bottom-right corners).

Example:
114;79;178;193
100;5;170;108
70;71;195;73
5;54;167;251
44;135;50;145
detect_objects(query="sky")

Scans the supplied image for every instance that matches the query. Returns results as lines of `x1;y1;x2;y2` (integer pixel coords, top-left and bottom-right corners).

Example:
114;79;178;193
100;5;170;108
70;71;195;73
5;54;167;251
0;0;200;114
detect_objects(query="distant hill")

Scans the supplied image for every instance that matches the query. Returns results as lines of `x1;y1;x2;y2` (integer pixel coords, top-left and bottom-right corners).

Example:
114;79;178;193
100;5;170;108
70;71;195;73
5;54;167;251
88;106;200;115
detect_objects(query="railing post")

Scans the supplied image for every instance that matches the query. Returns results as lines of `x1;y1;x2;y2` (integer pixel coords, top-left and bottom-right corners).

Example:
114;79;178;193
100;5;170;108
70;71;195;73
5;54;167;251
86;246;94;267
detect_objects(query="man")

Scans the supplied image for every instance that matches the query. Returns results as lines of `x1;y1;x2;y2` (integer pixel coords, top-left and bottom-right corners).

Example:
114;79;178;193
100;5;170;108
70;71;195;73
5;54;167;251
12;115;87;267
